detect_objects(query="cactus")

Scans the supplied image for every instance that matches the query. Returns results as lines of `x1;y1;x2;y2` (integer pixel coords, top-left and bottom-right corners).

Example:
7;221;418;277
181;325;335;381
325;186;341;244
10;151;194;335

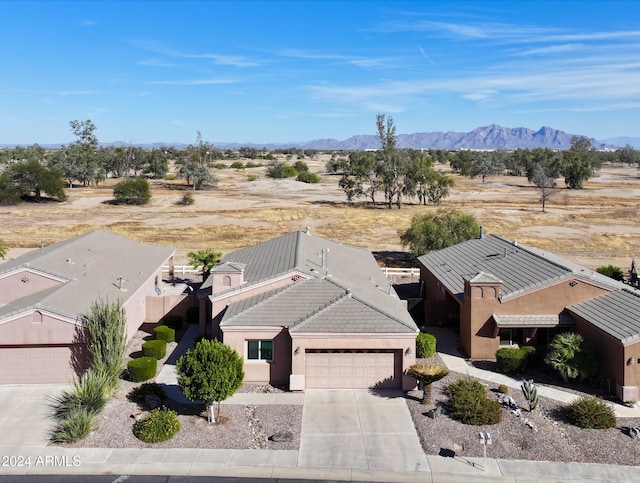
521;379;538;411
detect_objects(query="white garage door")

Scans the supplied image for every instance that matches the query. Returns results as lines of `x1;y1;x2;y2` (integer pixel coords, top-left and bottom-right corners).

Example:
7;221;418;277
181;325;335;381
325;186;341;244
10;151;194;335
305;350;400;389
0;346;77;384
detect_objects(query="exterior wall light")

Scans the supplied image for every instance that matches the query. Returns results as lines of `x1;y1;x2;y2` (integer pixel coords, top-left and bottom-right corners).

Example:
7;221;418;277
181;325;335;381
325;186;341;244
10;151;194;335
294;347;301;355
628;357;635;366
405;347;412;356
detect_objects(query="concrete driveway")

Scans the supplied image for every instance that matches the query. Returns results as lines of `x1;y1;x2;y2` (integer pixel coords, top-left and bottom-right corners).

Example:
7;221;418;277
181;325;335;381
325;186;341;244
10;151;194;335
298;389;429;472
0;384;69;453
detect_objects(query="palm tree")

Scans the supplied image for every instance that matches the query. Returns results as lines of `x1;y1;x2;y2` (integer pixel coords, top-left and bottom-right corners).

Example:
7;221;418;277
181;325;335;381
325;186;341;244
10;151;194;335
407;364;449;405
544;332;597;382
187;248;222;280
0;239;8;260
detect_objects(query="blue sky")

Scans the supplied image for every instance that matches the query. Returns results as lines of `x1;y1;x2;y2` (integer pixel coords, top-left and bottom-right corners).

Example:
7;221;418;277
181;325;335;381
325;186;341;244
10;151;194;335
2;0;640;145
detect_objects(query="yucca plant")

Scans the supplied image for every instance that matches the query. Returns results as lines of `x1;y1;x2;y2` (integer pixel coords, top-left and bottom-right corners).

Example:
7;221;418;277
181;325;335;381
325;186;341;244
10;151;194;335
50;406;94;444
407;364;449;405
51;370;109;421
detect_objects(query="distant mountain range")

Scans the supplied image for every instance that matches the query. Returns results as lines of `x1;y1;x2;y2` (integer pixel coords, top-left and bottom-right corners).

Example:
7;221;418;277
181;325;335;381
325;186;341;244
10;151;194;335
3;124;638;150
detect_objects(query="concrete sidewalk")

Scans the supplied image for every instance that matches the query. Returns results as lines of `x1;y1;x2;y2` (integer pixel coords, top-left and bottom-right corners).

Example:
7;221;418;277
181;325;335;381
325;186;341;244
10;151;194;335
429;327;640;418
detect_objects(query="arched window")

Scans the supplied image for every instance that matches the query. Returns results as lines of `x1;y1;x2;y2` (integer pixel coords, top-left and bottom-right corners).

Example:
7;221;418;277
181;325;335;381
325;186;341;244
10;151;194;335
223;275;231;287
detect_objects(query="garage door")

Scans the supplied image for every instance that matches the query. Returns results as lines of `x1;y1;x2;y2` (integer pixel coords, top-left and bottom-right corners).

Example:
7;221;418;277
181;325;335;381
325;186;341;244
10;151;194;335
305;350;400;389
0;346;78;384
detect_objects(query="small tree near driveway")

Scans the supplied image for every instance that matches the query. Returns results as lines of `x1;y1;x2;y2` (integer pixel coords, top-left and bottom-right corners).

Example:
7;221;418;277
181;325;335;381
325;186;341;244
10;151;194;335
176;339;244;423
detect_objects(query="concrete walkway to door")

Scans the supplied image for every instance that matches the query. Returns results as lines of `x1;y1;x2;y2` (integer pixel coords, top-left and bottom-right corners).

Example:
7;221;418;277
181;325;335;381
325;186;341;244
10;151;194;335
298;389;429;473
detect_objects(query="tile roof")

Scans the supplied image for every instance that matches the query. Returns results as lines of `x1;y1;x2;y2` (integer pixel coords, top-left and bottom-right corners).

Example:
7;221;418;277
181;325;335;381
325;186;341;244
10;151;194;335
418;234;576;300
493;313;575;328
568;289;640;343
0;230;174;320
216;231;418;334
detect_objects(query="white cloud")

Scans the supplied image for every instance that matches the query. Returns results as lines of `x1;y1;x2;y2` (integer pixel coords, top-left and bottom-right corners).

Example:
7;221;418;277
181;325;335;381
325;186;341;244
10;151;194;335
147;78;237;85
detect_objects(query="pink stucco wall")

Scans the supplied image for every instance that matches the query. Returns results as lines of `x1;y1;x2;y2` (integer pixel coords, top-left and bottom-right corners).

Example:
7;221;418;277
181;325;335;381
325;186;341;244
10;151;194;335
0;269;65;305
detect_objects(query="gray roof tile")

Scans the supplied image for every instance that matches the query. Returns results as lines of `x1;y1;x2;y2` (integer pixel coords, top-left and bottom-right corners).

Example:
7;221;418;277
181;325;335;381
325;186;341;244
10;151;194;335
568;289;640;343
418;234;573;300
0;230;174;320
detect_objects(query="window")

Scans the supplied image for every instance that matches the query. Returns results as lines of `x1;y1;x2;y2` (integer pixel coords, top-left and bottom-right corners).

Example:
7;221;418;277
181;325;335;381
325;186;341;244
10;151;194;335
247;340;273;362
223;275;231;287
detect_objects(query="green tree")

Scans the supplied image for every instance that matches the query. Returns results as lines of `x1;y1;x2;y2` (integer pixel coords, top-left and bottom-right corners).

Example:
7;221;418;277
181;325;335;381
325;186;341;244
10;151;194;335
545;332;598;382
176;339;244;423
83;298;127;397
0;172;22;205
112;178;151;205
9;157;67;201
376;114;407;208
407;364;448;405
179;160;217;190
399;208;480;256
60;119;101;187
187;248;222;280
595;265;624;281
562;136;600;189
143;149;169;179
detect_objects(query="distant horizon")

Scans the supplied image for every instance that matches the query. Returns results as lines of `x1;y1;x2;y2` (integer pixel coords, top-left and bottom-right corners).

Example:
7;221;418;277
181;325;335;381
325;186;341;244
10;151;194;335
2;0;640;145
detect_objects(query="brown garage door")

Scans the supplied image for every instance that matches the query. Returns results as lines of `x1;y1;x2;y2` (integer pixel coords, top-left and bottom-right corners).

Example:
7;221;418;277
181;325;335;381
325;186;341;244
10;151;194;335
305;350;400;389
0;346;78;384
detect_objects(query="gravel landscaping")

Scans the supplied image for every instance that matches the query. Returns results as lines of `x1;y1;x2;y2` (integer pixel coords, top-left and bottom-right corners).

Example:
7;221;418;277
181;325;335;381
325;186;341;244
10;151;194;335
62;325;640;467
407;355;640;467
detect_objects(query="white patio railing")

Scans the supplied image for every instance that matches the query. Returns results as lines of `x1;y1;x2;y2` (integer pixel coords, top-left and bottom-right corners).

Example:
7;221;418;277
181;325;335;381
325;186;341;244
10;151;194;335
163;265;419;278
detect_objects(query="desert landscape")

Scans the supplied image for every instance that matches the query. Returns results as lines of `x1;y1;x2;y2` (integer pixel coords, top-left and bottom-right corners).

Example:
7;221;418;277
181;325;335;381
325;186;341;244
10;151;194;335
2;154;639;272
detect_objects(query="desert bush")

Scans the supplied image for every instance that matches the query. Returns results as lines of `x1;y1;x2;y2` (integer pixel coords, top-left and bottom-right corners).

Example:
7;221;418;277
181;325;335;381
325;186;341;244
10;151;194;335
50;406;94;444
165;174;178;180
247;174;258;182
566;397;617;429
297;171;321;183
133;408;180;443
245;161;262;168
154;325;175;343
595;265;624;281
416;332;437;358
498;384;509;394
127;357;157;382
496;346;535;375
178;192;194;205
186;306;199;325
51;370;110;421
142;340;167;360
213;163;228;169
161;315;183;330
112;178;151;205
230;161;245;170
127;383;167;404
293;160;309;172
445;377;502;425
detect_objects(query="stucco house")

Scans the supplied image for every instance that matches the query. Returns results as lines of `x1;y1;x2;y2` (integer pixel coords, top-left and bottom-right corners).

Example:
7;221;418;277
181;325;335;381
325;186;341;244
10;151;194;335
418;232;640;401
202;230;419;391
0;230;181;384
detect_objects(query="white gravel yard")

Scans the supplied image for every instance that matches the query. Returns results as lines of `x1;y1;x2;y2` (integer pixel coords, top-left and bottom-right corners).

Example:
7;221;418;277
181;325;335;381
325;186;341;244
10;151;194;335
407;355;640;467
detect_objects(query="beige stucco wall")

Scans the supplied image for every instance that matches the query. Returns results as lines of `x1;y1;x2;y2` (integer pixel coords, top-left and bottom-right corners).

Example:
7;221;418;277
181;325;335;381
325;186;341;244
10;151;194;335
211;270;244;294
221;326;291;385
122;266;169;341
0;310;80;345
0;269;65;305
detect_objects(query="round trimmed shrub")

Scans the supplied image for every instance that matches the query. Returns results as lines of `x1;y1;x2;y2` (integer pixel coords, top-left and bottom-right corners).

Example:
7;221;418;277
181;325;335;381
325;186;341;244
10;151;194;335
154;325;175;343
498;384;509;394
127;383;167;404
142;340;167;360
133;408;180;443
566;396;617;429
445;377;502;425
128;357;157;382
496;346;535;375
161;315;183;330
416;332;437;358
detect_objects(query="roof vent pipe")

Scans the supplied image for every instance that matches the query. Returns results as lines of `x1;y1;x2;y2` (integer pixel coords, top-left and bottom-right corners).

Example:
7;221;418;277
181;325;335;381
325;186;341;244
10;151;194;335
503;247;508;259
305;226;310;235
479;226;484;239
